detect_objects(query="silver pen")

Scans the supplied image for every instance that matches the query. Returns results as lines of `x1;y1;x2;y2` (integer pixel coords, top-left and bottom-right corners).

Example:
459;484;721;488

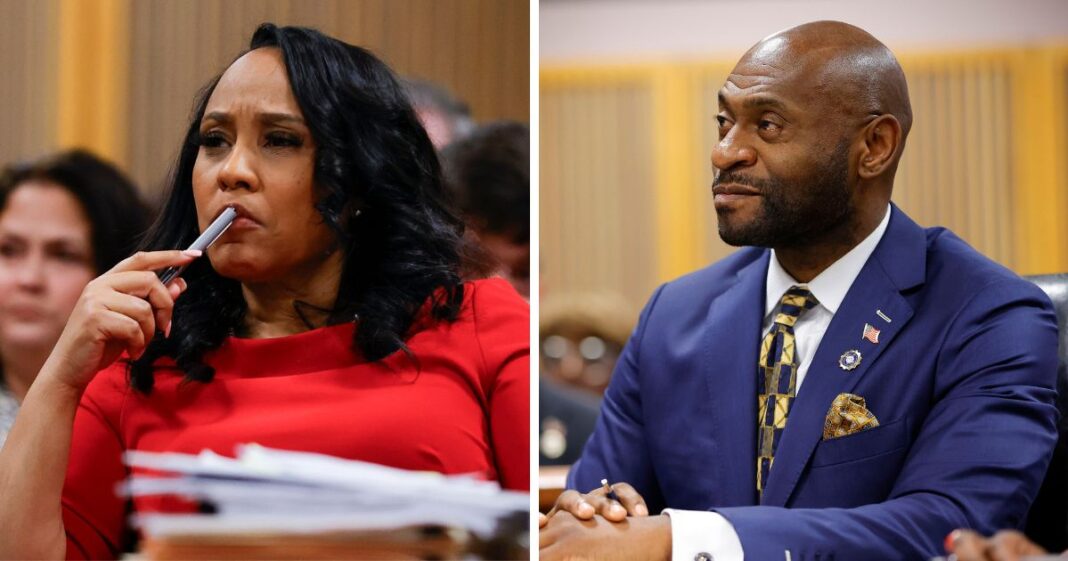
157;206;238;284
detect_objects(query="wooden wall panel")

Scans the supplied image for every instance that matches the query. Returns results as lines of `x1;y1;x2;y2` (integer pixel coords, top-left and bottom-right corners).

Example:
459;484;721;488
0;0;527;198
125;0;528;198
894;57;1016;269
0;0;59;164
541;82;657;308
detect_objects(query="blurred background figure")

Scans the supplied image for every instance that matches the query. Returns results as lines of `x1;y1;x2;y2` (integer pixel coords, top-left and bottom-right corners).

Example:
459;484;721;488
405;78;477;150
537;291;633;479
0;149;150;446
442;121;530;298
539;291;634;397
539;376;599;466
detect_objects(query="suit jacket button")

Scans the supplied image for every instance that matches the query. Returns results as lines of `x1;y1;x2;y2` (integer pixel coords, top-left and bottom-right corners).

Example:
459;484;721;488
694;553;714;561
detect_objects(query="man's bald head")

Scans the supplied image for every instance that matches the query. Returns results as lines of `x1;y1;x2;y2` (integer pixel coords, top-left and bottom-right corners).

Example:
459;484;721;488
742;21;912;142
711;21;911;258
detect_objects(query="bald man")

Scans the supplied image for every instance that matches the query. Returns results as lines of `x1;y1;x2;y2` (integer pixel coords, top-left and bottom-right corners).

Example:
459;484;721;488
539;21;1058;561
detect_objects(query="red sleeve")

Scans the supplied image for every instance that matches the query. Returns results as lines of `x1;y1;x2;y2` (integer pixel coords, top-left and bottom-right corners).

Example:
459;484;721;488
62;365;130;560
471;279;530;491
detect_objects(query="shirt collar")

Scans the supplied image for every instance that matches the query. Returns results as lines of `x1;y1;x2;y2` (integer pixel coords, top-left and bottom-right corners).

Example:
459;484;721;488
765;204;892;317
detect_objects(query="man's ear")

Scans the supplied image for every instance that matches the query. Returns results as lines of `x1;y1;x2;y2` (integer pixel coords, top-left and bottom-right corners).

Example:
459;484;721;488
857;114;902;179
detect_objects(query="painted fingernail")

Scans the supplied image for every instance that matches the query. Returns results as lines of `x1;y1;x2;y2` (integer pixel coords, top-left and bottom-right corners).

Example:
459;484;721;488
182;249;203;257
165;320;172;338
635;504;649;516
944;529;962;552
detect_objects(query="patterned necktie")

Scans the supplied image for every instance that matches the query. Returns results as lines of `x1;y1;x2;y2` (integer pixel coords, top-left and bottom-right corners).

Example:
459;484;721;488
757;285;819;496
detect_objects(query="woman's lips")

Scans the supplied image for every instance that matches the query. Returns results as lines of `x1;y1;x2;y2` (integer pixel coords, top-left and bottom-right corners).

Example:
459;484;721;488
211;203;260;233
4;304;47;321
228;216;259;230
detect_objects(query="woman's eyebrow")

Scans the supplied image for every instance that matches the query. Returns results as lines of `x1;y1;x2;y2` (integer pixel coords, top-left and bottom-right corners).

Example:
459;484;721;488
201;111;232;125
258;112;305;125
201;112;304;125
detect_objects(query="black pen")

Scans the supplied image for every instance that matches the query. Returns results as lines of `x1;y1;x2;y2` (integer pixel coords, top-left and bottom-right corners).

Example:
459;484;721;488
600;478;621;503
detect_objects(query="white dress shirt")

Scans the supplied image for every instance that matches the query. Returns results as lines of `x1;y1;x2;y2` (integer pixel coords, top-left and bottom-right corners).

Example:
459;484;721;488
665;205;891;561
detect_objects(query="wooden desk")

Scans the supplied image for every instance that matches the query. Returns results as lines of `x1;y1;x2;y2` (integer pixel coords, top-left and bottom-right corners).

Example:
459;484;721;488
539;465;570;512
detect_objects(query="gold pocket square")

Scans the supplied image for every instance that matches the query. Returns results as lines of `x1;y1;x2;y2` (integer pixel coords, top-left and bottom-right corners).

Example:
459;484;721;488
823;393;880;440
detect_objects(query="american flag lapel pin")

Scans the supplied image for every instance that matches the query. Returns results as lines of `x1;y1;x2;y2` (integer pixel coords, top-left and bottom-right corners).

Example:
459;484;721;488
862;323;881;344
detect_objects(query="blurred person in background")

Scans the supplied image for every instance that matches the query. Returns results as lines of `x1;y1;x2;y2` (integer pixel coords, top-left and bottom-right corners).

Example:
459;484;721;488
404;78;476;150
539;292;634;397
540;376;600;466
0;150;150;446
442;121;530;298
539;292;633;466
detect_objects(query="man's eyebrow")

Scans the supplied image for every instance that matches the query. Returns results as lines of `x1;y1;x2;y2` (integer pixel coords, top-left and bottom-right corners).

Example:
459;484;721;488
717;91;789;113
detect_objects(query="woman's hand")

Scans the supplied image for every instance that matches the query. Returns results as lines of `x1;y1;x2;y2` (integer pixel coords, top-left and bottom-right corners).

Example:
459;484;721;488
945;529;1056;561
41;249;198;393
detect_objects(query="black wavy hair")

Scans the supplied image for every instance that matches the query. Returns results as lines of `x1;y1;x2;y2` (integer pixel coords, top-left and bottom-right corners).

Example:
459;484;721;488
441;121;530;244
0;149;151;274
129;23;465;393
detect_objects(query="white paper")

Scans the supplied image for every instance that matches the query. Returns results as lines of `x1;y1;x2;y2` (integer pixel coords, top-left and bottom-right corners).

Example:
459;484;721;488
121;444;526;539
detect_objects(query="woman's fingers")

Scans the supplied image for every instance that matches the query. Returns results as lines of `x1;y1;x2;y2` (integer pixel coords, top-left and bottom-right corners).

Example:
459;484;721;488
109;249;200;275
988;530;1046;561
947;529;1048;561
103;270;189;339
163;278;188;335
96;310;147;360
96;292;156;355
947;529;991;560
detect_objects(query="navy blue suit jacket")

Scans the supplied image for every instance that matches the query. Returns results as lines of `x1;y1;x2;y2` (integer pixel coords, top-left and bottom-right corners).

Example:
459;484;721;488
569;207;1060;560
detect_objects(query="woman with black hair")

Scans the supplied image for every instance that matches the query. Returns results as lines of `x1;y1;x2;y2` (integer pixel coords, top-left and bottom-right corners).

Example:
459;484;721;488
0;24;528;559
0;150;151;446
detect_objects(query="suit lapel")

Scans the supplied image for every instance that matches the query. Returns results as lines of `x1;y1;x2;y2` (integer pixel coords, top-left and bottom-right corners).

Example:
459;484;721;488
704;252;769;506
760;206;927;506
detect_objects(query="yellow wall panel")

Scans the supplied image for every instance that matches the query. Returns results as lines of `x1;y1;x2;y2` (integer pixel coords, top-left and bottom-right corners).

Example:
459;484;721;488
540;76;658;307
0;0;59;163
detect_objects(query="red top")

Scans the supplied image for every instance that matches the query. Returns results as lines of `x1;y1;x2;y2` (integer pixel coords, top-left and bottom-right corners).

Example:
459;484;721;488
60;278;529;559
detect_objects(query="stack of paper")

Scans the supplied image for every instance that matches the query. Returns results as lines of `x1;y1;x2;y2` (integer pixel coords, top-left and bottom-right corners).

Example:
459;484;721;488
120;444;529;560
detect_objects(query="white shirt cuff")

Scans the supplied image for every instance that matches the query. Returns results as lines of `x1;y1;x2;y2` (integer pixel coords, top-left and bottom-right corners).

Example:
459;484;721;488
663;508;745;561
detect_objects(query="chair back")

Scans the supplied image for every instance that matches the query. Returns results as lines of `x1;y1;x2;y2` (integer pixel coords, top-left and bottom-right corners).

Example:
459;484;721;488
1024;274;1068;552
